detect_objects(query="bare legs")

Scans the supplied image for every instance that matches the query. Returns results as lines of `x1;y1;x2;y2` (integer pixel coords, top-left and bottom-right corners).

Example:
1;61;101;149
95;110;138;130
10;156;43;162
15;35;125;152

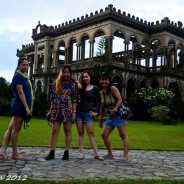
62;122;72;160
63;122;72;151
0;116;23;159
85;123;99;156
117;124;129;158
45;121;61;160
101;126;114;156
102;124;129;158
0;119;13;158
11;117;24;158
76;122;100;156
50;122;61;150
46;121;72;160
76;122;84;154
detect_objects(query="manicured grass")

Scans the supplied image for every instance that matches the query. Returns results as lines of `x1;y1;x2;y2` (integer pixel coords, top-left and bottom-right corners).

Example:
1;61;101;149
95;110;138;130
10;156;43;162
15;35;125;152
0;116;184;151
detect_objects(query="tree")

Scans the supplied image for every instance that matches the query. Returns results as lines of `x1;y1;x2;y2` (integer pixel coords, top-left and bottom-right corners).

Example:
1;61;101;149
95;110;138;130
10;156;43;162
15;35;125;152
0;77;13;115
91;36;111;87
33;92;50;117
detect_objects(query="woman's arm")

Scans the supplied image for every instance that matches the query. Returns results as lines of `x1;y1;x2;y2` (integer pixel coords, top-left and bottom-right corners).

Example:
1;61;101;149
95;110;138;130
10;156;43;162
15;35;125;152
71;80;80;103
72;102;77;122
47;101;53;115
72;102;77;113
75;80;82;89
95;86;101;115
109;89;122;116
72;77;82;89
99;106;105;128
16;84;31;115
90;86;101;116
113;90;122;111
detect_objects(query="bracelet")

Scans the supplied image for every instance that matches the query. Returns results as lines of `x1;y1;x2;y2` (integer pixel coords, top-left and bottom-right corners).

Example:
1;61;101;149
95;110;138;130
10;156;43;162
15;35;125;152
73;111;76;113
113;108;118;112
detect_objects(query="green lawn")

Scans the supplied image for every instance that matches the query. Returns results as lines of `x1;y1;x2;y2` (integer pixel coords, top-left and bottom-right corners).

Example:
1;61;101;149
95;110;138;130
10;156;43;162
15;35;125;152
0;116;184;151
0;179;184;184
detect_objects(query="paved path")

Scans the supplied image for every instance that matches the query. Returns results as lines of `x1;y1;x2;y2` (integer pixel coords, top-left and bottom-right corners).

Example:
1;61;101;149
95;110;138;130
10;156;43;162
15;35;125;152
0;147;184;180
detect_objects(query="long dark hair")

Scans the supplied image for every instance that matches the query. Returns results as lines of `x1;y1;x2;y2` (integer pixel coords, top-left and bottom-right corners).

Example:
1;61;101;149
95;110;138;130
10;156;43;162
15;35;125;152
100;73;112;95
14;57;29;74
80;71;94;95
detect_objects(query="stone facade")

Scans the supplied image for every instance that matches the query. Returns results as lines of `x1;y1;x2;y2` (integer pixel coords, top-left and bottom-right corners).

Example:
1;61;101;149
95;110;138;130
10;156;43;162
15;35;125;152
17;4;184;101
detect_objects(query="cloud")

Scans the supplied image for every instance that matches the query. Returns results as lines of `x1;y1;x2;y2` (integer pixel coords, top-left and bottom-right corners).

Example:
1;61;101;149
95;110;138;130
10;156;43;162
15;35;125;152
1;0;184;82
0;29;32;82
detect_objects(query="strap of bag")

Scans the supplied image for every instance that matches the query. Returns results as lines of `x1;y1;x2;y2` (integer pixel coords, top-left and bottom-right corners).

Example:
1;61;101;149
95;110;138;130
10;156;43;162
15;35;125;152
102;91;107;107
24;121;29;129
102;89;114;108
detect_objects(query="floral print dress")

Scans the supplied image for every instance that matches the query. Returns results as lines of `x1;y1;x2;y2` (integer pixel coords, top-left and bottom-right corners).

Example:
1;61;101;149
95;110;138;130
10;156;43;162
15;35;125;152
50;79;80;123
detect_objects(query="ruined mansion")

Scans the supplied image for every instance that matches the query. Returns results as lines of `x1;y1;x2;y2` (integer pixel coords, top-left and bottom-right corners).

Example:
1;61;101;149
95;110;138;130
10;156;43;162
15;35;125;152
17;4;184;102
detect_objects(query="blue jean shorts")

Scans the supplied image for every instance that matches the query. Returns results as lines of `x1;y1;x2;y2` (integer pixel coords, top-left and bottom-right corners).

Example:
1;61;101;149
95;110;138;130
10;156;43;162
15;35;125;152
76;111;94;123
106;113;127;127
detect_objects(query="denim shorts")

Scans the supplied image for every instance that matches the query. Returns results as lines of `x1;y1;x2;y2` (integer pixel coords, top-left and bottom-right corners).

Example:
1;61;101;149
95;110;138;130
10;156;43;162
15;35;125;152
106;113;127;127
76;111;94;123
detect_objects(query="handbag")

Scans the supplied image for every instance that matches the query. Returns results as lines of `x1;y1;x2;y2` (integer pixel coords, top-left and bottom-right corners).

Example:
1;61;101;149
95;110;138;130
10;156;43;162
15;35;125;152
24;114;32;129
110;88;133;120
117;99;133;119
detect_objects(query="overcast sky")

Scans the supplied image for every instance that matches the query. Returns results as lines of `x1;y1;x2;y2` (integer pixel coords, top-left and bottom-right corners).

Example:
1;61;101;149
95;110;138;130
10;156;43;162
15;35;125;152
1;0;184;82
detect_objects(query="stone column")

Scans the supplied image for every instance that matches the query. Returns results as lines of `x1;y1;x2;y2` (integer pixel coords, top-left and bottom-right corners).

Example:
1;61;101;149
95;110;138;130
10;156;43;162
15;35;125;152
160;48;163;66
132;44;136;64
81;40;85;61
106;36;113;59
124;41;129;62
145;49;150;67
163;47;167;65
29;56;33;76
126;41;130;62
68;44;73;64
64;48;68;64
43;36;49;73
174;49;177;68
89;40;95;60
122;83;127;99
53;50;58;67
76;44;79;61
152;46;157;67
66;47;71;64
34;42;38;71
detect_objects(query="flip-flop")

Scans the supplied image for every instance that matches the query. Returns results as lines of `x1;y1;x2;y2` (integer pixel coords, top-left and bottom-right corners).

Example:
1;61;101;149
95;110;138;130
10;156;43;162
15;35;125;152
0;154;12;161
94;155;104;161
0;154;5;160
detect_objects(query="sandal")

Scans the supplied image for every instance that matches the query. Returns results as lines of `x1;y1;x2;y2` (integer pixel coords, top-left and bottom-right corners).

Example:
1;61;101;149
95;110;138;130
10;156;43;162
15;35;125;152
103;154;114;159
0;154;12;161
78;153;85;160
94;155;104;161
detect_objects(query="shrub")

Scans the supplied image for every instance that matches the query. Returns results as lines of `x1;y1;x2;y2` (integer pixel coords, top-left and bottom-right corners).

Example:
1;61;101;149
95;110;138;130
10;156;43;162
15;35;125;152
149;105;170;122
131;87;175;108
130;87;175;120
33;92;50;117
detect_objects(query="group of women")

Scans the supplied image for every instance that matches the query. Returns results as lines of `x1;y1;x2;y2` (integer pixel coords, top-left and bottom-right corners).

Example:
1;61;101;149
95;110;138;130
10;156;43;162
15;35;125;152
0;58;129;162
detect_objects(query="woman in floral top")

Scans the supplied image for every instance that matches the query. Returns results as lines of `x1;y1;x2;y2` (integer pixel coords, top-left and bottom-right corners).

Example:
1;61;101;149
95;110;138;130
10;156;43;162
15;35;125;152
45;65;80;160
